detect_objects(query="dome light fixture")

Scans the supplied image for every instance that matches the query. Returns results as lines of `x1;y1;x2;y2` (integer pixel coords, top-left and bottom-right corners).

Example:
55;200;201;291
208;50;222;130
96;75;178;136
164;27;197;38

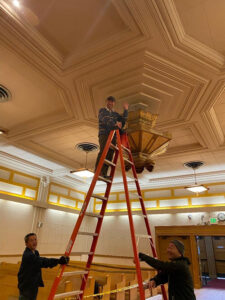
70;142;98;178
184;161;208;194
0;129;7;135
13;0;20;8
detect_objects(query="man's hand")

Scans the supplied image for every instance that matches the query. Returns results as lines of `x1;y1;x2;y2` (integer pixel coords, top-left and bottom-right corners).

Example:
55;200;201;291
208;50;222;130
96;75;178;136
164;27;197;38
123;102;129;110
138;252;144;261
148;280;156;289
58;256;70;265
116;121;122;128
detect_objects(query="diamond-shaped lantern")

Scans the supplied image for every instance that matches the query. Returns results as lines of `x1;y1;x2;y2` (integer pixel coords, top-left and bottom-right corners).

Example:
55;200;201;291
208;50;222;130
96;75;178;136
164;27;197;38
125;104;171;173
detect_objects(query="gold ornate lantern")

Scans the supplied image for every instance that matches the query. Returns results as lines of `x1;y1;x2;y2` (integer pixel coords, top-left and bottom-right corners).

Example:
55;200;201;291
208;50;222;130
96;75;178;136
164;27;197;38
125;104;171;173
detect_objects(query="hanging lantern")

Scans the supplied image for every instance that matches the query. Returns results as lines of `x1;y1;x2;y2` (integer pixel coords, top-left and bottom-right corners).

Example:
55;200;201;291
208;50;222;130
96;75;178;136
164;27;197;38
126;103;171;174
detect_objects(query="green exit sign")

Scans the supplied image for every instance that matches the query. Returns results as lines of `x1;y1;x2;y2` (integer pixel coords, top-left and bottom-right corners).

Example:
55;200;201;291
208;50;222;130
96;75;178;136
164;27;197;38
210;218;217;224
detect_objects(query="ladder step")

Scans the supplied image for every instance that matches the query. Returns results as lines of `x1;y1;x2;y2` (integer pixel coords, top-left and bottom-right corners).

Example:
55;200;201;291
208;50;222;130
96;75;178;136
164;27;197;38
85;212;103;218
121;145;131;152
136;234;152;238
104;159;116;167
71;252;94;256
54;290;83;299
62;270;88;277
78;231;98;237
98;175;112;183
92;194;107;201
110;143;118;151
124;158;134;165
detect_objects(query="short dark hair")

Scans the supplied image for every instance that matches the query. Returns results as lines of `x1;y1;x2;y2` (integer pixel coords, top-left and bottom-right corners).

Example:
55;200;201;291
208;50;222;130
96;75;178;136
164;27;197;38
106;96;116;102
24;233;36;243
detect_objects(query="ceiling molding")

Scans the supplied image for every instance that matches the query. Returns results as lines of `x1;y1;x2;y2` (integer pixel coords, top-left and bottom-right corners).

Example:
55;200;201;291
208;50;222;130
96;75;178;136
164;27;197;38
150;0;225;71
0;151;53;176
0;1;63;69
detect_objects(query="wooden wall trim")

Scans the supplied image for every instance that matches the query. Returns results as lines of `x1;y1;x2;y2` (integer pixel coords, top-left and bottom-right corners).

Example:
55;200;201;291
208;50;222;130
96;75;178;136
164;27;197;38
155;225;225;236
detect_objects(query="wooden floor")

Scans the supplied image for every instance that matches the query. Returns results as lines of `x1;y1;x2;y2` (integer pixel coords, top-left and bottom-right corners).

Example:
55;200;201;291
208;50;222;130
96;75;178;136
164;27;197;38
149;287;225;300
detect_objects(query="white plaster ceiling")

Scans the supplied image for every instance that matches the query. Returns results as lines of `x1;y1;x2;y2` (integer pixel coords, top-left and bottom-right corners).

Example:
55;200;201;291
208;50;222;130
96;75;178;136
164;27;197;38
1;0;225;191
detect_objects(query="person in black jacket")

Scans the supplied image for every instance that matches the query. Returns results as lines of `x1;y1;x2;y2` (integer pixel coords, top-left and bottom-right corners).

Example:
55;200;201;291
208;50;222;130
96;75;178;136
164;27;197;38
95;96;128;179
139;240;196;300
18;233;69;300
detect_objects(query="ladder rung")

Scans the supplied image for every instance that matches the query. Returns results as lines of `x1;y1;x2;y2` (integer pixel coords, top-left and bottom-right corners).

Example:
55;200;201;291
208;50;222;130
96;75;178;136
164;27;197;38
78;231;98;237
54;290;83;299
85;212;103;218
92;194;107;201
98;176;112;183
124;158;134;165
71;252;94;256
136;234;152;239
121;145;131;152
104;159;116;167
110;143;118;151
62;270;88;277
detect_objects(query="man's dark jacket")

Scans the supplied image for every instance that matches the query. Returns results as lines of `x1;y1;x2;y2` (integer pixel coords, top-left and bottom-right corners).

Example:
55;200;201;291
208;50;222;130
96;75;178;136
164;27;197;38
139;252;196;300
98;108;128;136
18;247;59;292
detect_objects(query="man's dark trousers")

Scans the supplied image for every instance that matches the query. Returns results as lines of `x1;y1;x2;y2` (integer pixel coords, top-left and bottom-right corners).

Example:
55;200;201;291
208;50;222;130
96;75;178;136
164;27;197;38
95;134;116;176
19;288;38;300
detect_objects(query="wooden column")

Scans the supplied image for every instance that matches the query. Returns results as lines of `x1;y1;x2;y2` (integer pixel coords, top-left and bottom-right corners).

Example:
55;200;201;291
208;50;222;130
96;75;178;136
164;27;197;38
190;235;201;288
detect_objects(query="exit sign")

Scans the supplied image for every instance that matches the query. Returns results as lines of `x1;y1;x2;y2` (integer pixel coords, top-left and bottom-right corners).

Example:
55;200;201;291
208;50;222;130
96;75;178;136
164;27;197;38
210;218;217;224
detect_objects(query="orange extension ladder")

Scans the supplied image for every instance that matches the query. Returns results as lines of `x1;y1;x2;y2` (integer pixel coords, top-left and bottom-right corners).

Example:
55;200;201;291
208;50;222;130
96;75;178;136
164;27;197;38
48;129;167;300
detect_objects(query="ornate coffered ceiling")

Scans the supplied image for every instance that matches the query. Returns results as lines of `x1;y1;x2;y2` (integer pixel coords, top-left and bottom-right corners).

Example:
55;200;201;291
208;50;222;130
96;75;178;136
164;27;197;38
1;0;225;191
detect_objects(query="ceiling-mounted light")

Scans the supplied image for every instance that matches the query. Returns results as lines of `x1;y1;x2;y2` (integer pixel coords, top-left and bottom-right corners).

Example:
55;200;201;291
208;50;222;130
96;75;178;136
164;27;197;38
70;142;98;179
13;0;20;8
186;185;208;193
184;161;209;194
0;129;6;135
70;169;94;178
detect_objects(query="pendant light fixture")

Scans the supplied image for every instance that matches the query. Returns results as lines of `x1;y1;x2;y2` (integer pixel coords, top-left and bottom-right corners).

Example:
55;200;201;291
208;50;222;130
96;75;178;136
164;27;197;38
70;142;98;178
184;161;209;194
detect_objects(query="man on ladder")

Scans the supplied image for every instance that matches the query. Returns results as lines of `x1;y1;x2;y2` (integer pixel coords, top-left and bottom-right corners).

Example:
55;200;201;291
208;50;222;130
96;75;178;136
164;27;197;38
95;96;129;179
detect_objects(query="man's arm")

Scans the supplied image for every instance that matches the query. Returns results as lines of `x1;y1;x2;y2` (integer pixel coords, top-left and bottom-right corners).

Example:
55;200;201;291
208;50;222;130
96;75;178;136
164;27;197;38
117;104;128;126
150;271;168;286
139;252;181;273
24;252;68;269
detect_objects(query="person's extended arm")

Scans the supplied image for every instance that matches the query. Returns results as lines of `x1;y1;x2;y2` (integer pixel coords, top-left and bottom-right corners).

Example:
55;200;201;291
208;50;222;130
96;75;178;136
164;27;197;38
139;252;180;272
117;103;128;126
24;252;69;269
150;271;168;286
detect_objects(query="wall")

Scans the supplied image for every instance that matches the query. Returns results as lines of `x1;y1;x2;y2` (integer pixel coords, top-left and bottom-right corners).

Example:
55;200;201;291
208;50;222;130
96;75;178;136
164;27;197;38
0;164;225;265
1;195;224;266
0;199;35;255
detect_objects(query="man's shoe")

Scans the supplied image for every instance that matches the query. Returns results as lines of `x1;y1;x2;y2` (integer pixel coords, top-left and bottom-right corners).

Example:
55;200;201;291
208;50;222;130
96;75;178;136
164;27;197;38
98;174;112;181
103;175;112;180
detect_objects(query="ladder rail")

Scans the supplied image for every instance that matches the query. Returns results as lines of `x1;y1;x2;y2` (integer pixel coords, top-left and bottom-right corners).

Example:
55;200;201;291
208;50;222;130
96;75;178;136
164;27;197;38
125;135;168;300
48;130;116;300
116;131;145;300
79;150;119;296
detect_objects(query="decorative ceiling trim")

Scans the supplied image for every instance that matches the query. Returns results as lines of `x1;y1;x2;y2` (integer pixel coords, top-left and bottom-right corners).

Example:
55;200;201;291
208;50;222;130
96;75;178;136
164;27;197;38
200;80;225;148
0;1;63;69
150;0;225;70
0;151;53;176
